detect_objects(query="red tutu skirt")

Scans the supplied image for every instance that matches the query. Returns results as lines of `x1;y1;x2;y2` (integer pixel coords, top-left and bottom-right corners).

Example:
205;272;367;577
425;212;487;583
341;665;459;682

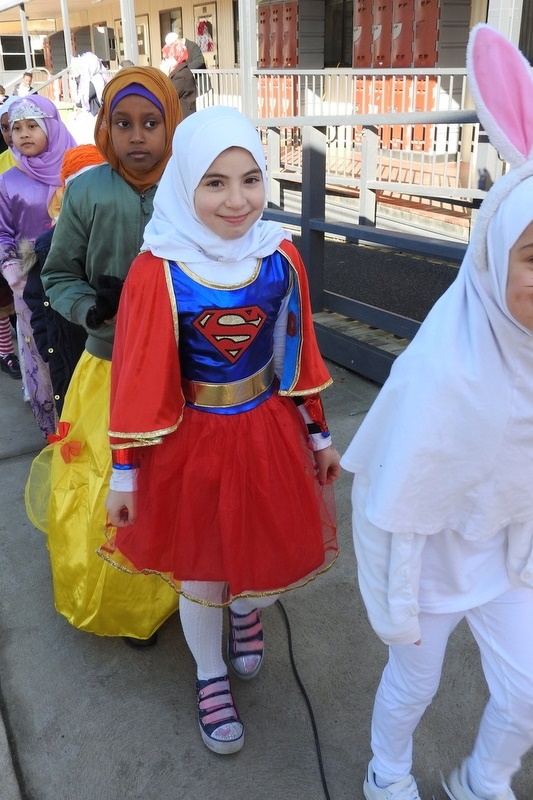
101;393;338;604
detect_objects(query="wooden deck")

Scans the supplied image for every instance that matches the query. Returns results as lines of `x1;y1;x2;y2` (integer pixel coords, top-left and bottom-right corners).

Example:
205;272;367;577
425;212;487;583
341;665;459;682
314;310;412;384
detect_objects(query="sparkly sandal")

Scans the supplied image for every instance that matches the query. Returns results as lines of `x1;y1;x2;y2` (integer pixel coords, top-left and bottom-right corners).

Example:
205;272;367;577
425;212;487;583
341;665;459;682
227;608;264;680
196;675;244;755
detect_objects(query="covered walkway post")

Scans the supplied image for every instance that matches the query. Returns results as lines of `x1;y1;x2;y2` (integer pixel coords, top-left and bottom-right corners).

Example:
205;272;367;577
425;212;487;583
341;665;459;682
238;0;257;119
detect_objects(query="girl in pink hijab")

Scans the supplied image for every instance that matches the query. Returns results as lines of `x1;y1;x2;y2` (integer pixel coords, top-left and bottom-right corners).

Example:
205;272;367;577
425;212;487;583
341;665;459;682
0;94;76;437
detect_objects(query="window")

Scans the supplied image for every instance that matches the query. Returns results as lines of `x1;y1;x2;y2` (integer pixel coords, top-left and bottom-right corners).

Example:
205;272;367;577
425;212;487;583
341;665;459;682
324;0;353;67
1;36;26;71
159;7;183;49
0;35;45;71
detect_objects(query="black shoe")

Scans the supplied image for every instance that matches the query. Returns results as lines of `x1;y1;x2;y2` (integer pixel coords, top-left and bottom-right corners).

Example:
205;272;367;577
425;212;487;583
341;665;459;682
0;353;21;379
122;632;159;649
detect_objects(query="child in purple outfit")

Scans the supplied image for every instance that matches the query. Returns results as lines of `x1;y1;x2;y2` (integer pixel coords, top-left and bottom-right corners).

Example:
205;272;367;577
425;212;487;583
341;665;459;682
0;95;76;436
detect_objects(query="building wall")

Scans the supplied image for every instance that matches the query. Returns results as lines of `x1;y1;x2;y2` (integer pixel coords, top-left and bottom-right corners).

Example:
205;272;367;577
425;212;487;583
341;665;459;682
0;0;525;82
487;0;524;41
46;0;236;71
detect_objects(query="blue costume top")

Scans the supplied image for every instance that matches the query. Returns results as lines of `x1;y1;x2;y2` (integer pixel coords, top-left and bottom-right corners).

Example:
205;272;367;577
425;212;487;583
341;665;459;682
170;252;290;415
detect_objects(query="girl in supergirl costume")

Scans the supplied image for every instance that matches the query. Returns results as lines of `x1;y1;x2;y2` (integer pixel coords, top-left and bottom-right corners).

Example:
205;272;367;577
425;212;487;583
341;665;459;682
25;68;182;640
103;106;340;754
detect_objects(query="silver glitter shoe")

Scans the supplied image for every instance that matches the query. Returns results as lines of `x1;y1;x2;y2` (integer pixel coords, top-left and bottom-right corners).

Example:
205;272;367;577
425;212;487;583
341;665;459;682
196;675;244;755
227;607;264;680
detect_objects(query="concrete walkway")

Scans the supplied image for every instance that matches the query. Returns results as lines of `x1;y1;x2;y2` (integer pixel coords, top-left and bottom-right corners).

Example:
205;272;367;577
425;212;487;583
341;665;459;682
0;361;532;800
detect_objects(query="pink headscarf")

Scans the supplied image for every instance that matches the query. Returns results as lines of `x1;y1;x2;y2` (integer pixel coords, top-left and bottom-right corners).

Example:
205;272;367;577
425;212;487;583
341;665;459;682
8;95;77;202
165;40;189;66
160;36;189;75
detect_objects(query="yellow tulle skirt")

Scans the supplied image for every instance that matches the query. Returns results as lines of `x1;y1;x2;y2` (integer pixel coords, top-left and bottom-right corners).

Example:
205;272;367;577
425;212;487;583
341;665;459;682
25;351;178;637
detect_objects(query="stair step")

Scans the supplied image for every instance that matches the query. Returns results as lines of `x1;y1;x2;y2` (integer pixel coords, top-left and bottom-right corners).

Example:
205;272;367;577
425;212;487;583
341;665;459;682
314;310;410;356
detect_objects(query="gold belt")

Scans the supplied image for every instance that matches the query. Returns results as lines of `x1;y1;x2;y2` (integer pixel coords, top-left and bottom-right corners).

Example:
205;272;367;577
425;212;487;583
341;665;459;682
182;358;275;408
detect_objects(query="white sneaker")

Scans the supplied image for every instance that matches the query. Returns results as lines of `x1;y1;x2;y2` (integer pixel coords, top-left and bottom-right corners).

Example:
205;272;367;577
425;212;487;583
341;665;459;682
442;761;517;800
363;763;422;800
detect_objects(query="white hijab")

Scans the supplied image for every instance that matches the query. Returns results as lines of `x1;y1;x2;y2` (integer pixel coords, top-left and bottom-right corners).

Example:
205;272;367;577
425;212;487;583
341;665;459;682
341;172;533;541
70;52;110;113
142;105;288;262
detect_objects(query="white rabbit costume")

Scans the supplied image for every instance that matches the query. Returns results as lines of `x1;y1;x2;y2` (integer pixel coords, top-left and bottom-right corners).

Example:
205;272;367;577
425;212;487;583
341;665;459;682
341;25;533;800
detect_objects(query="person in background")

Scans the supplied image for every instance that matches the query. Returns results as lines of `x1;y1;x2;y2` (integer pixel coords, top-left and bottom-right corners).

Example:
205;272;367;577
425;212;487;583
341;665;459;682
166;38;197;118
103;105;340;755
25;67;182;644
0;96;76;432
70;52;111;116
0;86;8;105
341;24;533;800
161;31;206;72
22;144;105;416
15;72;33;97
161;32;210;99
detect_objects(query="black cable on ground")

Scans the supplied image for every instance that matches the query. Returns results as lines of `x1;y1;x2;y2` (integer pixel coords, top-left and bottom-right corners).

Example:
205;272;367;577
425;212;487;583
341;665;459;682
275;598;332;800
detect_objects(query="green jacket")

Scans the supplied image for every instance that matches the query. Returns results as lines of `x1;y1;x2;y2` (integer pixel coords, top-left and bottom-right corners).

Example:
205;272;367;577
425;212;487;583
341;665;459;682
42;164;157;361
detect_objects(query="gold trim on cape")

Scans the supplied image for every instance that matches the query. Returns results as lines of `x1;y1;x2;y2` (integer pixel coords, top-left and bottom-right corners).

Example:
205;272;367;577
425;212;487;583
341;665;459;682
174;258;262;289
275;245;333;396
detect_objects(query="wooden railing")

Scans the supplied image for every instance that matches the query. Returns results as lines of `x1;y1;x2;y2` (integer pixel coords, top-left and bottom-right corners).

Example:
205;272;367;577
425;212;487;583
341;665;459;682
193;67;493;381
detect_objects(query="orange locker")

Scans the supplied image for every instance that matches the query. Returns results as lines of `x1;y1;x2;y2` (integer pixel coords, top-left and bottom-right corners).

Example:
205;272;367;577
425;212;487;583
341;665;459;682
413;0;440;67
411;74;437;150
370;75;394;147
391;0;414;68
390;76;417;148
353;75;372;143
353;0;373;68
258;3;271;68
282;1;298;67
372;0;393;68
269;3;284;69
258;75;297;118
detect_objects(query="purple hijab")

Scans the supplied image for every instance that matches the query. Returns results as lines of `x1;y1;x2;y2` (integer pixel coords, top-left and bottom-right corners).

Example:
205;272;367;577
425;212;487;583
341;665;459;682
8;95;77;199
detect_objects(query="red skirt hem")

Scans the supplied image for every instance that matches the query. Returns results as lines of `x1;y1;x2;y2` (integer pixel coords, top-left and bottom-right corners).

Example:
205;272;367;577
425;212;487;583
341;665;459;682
101;393;338;600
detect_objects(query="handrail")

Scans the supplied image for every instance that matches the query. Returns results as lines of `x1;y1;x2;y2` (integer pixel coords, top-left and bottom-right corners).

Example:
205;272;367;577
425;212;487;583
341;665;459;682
32;66;71;101
3;66;71;100
252;110;478;127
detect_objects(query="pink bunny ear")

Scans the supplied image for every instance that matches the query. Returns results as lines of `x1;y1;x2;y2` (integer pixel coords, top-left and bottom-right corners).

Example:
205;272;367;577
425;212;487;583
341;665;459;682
467;23;533;167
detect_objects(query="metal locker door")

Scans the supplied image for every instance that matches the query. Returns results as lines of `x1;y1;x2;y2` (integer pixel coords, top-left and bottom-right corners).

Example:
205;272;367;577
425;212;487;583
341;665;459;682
270;3;284;69
353;0;373;67
414;0;439;67
282;1;298;68
392;0;414;68
259;2;272;68
372;0;393;67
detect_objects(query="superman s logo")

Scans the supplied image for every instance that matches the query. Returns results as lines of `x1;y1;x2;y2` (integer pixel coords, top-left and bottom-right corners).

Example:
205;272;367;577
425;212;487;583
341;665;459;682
193;305;267;362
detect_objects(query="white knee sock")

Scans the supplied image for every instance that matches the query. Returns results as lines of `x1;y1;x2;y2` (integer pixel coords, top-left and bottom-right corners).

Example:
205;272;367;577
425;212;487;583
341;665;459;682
180;581;227;681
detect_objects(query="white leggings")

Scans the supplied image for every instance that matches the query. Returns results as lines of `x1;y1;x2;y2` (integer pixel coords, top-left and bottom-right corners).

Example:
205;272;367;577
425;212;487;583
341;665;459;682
179;581;278;681
371;587;533;797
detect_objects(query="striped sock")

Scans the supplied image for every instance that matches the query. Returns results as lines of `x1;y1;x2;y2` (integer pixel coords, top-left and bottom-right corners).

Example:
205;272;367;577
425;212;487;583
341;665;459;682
0;315;13;357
